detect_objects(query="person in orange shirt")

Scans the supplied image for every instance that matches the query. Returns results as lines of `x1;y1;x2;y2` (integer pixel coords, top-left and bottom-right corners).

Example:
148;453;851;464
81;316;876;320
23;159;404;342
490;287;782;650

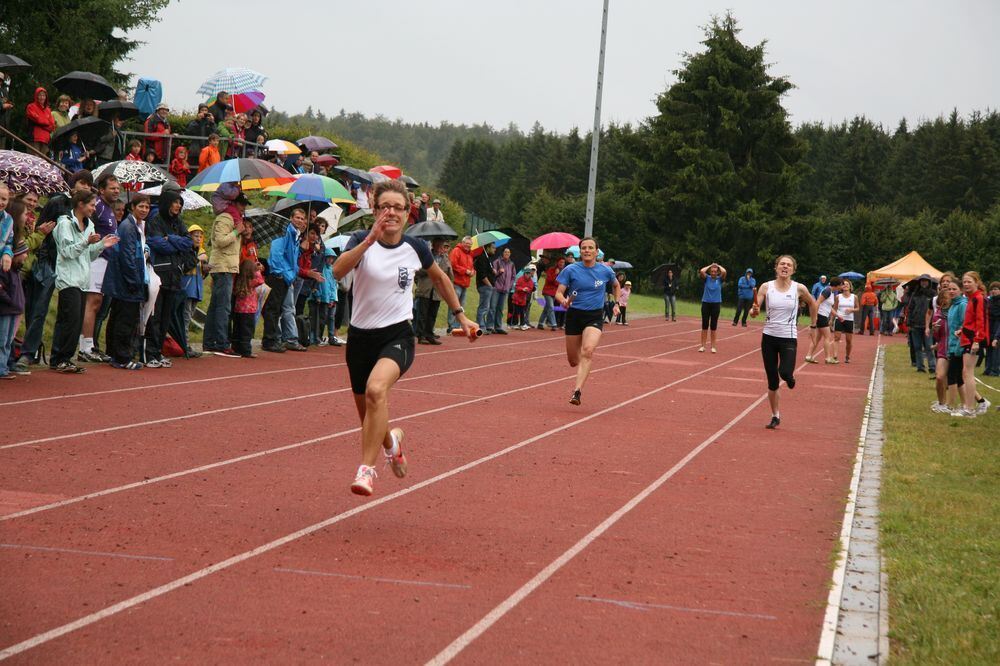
859;283;878;335
198;133;221;172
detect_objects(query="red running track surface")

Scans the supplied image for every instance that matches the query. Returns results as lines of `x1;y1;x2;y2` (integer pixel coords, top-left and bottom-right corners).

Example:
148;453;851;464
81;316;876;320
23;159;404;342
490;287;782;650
0;316;878;663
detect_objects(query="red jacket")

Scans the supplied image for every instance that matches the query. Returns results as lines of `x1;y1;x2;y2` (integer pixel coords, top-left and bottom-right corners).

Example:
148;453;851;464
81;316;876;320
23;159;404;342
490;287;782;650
542;265;562;296
25;87;55;144
449;244;473;288
169;146;189;187
512;274;534;306
960;289;989;346
143;113;171;161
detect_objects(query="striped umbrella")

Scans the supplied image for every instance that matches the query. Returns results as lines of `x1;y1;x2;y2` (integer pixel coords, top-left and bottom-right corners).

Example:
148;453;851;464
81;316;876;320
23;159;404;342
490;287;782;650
263;139;301;155
196;68;268;96
187;158;294;192
206;90;265;113
471;230;510;256
263;174;354;204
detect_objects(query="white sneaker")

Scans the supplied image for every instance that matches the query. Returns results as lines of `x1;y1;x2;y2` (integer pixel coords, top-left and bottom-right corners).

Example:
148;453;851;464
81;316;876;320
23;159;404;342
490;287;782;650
350;465;377;496
951;407;977;418
711;347;717;354
930;402;951;414
698;346;705;353
976;399;991;416
521;324;530;330
318;337;329;346
332;336;346;345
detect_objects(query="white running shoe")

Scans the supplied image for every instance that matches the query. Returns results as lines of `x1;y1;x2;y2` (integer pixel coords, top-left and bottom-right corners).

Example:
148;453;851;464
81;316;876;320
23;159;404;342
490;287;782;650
350;465;378;495
976;399;991;416
383;428;408;478
951;408;977;419
930;402;951;414
698;346;705;353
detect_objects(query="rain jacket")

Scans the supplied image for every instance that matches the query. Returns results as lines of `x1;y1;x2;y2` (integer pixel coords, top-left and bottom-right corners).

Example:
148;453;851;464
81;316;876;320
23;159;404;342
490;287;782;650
311;250;338;304
102;214;147;302
947;295;968;356
59;143;86;173
512;274;534;307
143;112;171;161
209;209;242;275
146;190;194;291
267;222;300;285
169;146;190;187
0;211;12;259
234;271;264;314
53;213;104;291
960;289;989;347
0;265;24;315
449;244;473;288
25;87;55;144
198;143;221;172
737;270;756;299
181;224;207;302
861;285;878;307
492;255;515;293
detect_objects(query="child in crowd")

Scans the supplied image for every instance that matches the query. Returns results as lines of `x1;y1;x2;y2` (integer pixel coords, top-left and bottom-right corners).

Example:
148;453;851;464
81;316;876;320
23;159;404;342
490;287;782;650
231;259;263;358
180;224;210;336
125;139;143;161
985;281;1000;377
112;200;126;223
59;132;88;173
311;247;338;345
144;149;157;163
0;183;12;267
0;242;27;379
930;283;954;413
512;266;535;330
616;280;632;325
199;134;221;172
169;146;190;187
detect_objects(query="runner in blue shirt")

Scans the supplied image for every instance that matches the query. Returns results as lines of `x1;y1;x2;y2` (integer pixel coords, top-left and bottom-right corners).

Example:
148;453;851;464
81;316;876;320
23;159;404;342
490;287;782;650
699;262;727;353
555;237;619;406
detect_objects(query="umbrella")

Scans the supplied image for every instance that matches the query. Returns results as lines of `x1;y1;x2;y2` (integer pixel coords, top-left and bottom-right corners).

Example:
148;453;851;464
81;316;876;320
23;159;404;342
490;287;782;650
312;154;339;168
197;68;268;96
406;220;458;240
370;165;402;180
50;116;111;150
92;159;173;186
244;208;291;245
137;184;210;211
400;174;419;190
262;173;354;204
317;205;343;233
530;231;580;251
207;90;265;114
471;230;510;256
333;165;374;184
264;139;301;155
296;136;338;152
54;71;117;101
495;227;532;271
0;55;31;71
187;158;294;192
650;263;681;288
902;275;939;289
327;234;352;252
607;260;634;270
874;277;900;287
272;196;330;216
839;271;865;280
96;100;140;121
0;150;65;195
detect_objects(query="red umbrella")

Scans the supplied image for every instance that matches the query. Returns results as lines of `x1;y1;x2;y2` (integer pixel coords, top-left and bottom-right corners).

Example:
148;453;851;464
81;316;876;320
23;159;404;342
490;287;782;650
530;231;580;251
370;165;402;179
313;154;339;168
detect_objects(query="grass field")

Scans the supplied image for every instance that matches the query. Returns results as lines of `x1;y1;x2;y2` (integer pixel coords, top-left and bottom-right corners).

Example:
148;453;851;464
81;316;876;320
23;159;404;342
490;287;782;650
880;345;999;664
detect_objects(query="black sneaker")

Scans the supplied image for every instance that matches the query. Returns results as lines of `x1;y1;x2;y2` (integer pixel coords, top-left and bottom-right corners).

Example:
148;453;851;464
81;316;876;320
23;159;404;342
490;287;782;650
262;344;286;353
765;416;781;429
569;389;582;406
284;341;308;352
786;377;796;389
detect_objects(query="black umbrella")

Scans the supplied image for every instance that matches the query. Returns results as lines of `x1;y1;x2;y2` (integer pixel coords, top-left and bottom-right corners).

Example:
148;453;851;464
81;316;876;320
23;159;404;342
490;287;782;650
496;227;532;271
0;55;31;71
272;196;330;216
400;175;419;190
245;208;291;245
96;100;140;121
50;116;112;150
54;71;118;101
297;135;338;152
406;220;458;240
333;165;374;184
607;260;634;270
650;263;681;288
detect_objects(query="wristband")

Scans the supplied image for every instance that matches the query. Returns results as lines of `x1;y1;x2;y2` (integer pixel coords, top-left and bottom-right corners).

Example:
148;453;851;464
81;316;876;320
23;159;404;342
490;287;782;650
809;325;817;329
451;306;464;317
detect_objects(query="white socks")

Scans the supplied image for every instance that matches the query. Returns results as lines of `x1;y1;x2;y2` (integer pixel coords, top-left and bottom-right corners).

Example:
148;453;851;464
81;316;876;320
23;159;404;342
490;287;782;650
80;336;94;353
385;432;400;457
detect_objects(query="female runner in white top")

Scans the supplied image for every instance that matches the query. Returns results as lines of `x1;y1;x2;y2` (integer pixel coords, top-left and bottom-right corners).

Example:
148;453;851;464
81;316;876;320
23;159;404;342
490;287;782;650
750;255;818;429
832;280;859;363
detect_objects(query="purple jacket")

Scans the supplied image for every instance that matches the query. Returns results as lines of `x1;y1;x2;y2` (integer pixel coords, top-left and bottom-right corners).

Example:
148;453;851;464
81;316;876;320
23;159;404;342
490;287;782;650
492;256;515;292
0;268;25;316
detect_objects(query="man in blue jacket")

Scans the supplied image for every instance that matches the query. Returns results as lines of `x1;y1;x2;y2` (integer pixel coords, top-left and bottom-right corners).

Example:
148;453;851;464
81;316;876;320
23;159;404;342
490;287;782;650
262;208;305;352
732;268;756;326
810;275;828;301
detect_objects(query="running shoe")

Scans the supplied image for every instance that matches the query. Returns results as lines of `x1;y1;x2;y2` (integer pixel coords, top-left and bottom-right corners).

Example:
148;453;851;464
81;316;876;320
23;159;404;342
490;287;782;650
76;350;103;363
976;399;991;416
350;465;377;496
52;362;85;374
284;341;308;352
159;358;172;368
825;358;839;365
214;348;241;357
711;347;717;354
145;359;163;368
930;402;951;414
0;373;13;380
569;389;582;405
384;428;408;478
332;336;347;346
951;408;977;418
521;324;531;330
765;416;781;429
804;356;818;364
318;337;329;346
698;346;705;353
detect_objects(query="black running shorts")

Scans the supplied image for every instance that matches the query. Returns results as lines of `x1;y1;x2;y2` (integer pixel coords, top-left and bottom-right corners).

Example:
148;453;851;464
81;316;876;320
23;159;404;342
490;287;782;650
564;307;605;336
346;321;415;394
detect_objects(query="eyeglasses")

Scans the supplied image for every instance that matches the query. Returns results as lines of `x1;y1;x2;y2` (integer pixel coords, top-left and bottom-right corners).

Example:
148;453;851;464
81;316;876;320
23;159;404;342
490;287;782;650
376;204;407;213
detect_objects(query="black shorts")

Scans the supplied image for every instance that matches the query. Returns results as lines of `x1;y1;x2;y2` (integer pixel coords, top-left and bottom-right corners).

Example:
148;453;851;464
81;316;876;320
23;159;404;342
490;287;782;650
816;314;829;329
564;307;604;336
345;321;415;394
947;355;965;387
701;301;721;330
834;319;854;334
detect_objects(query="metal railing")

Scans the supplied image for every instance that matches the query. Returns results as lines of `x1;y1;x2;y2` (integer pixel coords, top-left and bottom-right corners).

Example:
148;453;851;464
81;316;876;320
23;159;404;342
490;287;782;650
119;129;267;168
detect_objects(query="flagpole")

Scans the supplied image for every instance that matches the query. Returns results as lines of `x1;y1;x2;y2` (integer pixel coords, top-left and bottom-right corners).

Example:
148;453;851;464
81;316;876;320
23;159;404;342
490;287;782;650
583;0;610;238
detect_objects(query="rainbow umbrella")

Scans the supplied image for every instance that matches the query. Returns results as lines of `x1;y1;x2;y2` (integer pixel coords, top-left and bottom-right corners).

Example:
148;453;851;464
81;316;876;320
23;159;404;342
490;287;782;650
470;230;510;256
370;165;402;179
263;139;301;155
530;231;580;251
262;173;355;204
206;90;265;113
187;157;294;192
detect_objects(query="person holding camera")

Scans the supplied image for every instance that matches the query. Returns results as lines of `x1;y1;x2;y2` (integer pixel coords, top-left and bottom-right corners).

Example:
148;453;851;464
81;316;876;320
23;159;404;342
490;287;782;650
185;103;217;167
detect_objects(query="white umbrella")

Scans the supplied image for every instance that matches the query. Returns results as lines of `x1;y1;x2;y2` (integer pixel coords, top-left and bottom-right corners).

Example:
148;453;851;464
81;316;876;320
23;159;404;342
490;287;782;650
317;205;343;235
327;234;352;252
138;185;211;211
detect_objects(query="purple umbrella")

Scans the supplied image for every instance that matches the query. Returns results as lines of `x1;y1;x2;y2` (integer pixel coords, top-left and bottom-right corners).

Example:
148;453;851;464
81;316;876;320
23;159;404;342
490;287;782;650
0;150;66;195
296;135;338;153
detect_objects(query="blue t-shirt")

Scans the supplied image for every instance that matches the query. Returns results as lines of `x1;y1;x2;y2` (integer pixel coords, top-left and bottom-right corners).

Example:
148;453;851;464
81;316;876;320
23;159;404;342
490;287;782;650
557;262;617;311
702;275;723;303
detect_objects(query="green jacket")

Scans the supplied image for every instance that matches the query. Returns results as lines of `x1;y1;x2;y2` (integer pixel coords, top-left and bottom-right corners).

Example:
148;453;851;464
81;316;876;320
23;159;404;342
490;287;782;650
19;229;46;277
54;214;103;291
878;288;898;310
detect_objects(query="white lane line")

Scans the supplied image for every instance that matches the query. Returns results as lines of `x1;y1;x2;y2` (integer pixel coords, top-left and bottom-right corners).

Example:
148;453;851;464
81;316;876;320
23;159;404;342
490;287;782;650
394;388;482;399
1;327;702;450
575;595;778;620
0;346;760;661
272;567;471;590
815;346;881;665
0;543;173;562
974;377;999;393
427;354;818;665
0;319;676;408
0;330;753;522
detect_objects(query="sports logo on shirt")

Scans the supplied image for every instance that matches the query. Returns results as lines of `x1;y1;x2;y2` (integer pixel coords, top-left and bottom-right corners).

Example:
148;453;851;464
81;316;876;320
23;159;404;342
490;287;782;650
397;267;410;290
594;279;604;287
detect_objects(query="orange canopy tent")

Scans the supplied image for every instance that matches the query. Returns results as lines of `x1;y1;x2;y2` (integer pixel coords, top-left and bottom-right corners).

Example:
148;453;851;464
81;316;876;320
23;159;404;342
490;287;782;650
866;251;943;284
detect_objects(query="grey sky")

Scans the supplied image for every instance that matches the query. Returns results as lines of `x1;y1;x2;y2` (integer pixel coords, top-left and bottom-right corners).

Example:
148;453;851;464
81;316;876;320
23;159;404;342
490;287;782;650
126;0;999;132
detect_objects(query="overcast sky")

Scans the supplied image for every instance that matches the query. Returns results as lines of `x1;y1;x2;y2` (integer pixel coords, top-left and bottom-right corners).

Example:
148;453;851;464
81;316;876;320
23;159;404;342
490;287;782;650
125;0;999;133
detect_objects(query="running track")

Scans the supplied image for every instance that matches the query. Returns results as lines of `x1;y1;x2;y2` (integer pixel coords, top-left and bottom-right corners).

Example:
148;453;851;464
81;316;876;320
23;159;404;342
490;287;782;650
0;316;877;663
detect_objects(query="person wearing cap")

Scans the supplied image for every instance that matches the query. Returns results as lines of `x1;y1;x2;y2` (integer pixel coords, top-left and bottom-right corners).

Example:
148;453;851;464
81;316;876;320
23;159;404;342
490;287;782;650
616;279;632;325
203;191;249;356
733;268;756;327
426;198;445;223
143;102;172;163
180;224;210;342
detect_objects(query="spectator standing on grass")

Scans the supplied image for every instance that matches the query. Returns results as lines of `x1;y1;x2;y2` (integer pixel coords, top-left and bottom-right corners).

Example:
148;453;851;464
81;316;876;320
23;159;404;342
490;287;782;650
311;247;338;346
733;268;756;327
663;268;677;321
231;259;264;358
511;265;535;329
180;224;209;342
698;262;727;353
905;275;935;373
878;284;899;335
985;281;1000;377
202;191;248;356
447;235;473;333
930;283;955;413
956;272;991;417
474;242;496;334
0;241;27;380
490;246;515;335
858;283;878;335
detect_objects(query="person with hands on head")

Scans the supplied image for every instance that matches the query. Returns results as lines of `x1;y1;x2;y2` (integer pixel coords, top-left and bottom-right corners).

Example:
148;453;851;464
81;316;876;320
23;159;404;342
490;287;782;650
333;179;477;497
750;254;817;429
698;262;727;352
555;237;619;406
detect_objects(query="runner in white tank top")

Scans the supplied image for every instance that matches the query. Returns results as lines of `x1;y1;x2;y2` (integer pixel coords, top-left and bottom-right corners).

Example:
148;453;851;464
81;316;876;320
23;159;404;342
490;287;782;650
750;255;818;429
832;281;860;363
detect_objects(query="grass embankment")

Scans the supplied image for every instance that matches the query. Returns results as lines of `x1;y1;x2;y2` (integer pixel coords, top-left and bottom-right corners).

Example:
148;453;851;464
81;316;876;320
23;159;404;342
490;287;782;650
880;345;999;664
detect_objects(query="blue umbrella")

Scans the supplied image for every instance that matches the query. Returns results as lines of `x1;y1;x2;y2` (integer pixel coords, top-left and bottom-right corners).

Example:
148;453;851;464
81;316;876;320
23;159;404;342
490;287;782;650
839;271;865;280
